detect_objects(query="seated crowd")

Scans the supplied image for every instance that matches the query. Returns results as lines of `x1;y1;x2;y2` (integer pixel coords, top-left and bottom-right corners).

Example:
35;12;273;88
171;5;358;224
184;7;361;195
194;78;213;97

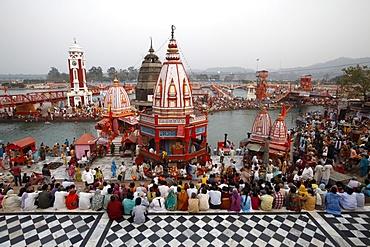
1;158;369;224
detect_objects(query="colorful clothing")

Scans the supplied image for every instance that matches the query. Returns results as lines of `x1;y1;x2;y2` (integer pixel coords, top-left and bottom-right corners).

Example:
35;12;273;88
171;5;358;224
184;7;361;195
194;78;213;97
228;190;242;212
272;191;284;209
241;195;252;212
165;190;177;211
288;193;302;212
177;190;189;211
75;167;82;182
326;192;341;215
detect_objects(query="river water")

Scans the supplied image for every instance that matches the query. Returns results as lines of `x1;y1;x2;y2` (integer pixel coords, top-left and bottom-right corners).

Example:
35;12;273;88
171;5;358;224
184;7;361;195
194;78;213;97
1;88;321;148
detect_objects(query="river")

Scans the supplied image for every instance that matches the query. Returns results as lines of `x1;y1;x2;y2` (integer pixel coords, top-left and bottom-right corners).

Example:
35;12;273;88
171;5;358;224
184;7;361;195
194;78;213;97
1;88;322;147
0;104;321;149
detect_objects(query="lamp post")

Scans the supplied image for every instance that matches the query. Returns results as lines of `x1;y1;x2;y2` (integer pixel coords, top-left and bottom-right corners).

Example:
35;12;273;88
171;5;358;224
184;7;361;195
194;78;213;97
256;59;259;73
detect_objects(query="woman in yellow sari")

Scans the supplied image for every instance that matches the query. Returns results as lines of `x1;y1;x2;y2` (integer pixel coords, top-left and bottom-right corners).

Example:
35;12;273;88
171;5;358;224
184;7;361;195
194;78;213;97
297;182;308;196
177;187;189;211
75;164;82;182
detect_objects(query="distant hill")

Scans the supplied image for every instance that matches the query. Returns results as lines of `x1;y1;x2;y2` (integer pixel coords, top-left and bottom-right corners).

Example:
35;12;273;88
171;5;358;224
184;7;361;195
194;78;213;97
276;57;370;80
191;57;370;81
0;74;46;81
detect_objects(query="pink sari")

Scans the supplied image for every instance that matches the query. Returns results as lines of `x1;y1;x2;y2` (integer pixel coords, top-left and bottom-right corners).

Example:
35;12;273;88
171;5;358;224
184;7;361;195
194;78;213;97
68;164;76;180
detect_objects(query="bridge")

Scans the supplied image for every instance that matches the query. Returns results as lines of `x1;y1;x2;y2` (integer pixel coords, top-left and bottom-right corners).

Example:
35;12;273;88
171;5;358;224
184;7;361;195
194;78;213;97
0;84;136;108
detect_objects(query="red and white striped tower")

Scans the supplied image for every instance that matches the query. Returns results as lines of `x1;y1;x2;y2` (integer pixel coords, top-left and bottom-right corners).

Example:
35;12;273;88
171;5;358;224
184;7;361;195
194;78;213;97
67;39;92;107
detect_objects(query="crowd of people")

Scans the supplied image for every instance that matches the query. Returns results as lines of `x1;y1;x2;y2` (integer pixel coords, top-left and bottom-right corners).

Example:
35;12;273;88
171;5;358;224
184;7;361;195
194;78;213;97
1;155;370;225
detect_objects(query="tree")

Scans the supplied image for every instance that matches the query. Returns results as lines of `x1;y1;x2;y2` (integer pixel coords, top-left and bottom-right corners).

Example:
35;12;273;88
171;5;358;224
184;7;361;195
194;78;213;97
87;66;103;81
118;69;129;81
47;67;61;81
107;67;116;80
127;66;138;81
338;64;370;100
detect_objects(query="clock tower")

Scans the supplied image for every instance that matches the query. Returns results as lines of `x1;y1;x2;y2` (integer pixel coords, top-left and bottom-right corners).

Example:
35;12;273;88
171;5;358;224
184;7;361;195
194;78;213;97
66;39;92;107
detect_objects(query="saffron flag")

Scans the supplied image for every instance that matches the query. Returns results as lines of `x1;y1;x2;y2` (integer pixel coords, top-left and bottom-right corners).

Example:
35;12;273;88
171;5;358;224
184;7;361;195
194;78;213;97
108;101;112;119
282;103;287;117
3;86;6;93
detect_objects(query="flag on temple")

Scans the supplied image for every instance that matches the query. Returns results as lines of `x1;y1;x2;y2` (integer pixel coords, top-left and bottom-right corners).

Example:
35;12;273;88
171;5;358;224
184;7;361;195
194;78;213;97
108;100;112;119
282;103;287;117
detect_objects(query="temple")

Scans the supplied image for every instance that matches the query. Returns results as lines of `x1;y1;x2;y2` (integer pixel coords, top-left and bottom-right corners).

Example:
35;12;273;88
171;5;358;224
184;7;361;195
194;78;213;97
246;107;289;160
95;75;138;155
138;25;208;168
132;38;162;110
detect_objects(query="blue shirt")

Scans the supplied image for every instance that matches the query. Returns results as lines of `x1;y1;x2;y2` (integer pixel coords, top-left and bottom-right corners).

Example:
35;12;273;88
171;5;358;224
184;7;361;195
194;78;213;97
326;192;342;215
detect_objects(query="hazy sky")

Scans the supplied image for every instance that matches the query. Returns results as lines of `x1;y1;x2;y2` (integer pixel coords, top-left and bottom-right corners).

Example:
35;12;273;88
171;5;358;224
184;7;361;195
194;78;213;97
1;0;369;74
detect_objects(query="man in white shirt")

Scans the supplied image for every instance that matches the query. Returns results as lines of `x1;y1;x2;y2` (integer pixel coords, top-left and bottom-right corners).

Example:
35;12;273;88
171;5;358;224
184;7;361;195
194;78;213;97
101;182;111;196
302;164;314;181
186;183;198;198
211;164;220;175
158;180;170;199
82;166;96;186
119;162;127;181
347;177;361;189
78;187;95;210
62;179;75;188
154;164;163;176
79;155;88;166
208;186;221;209
321;161;334;185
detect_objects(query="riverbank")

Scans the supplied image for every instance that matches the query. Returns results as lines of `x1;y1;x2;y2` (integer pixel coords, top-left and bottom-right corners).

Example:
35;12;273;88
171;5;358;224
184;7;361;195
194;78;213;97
0;115;103;123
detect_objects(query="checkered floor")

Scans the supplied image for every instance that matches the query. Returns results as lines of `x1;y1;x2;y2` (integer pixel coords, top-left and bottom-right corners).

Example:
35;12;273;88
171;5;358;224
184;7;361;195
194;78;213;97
0;213;102;247
319;212;370;247
1;211;366;247
98;214;337;247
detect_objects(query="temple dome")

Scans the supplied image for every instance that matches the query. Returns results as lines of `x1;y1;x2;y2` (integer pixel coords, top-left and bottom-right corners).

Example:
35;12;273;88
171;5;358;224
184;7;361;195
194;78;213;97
152;25;194;116
102;76;132;117
69;39;83;53
251;107;272;140
270;115;287;145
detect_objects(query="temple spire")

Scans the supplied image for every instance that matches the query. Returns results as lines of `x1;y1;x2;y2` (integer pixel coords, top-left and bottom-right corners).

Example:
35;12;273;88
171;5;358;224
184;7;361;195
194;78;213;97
149;36;154;53
171;25;176;39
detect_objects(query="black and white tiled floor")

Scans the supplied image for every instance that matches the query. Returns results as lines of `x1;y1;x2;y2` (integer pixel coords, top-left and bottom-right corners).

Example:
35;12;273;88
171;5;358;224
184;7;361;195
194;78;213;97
319;212;370;247
1;211;369;247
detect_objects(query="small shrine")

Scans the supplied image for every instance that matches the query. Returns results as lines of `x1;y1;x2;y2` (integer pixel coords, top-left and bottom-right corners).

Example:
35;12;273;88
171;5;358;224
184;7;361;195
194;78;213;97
245;106;290;162
269;114;289;157
95;75;138;155
138;25;208;169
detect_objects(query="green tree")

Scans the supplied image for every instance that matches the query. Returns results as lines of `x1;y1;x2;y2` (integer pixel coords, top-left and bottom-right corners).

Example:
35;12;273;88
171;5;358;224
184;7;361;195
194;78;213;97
127;66;138;81
47;67;61;81
107;67;116;80
118;69;129;81
87;66;103;81
338;64;370;100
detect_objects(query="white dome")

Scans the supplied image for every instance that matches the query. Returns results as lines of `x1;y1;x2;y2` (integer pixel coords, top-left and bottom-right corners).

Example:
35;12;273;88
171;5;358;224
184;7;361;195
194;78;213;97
103;77;132;117
69;40;83;53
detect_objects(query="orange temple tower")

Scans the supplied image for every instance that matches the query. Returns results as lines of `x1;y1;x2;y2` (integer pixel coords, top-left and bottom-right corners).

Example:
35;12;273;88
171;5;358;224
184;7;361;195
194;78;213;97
255;70;268;101
300;74;312;90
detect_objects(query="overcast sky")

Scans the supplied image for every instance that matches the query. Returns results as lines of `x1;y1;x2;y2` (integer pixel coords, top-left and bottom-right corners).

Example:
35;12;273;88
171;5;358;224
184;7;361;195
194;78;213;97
1;0;369;74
